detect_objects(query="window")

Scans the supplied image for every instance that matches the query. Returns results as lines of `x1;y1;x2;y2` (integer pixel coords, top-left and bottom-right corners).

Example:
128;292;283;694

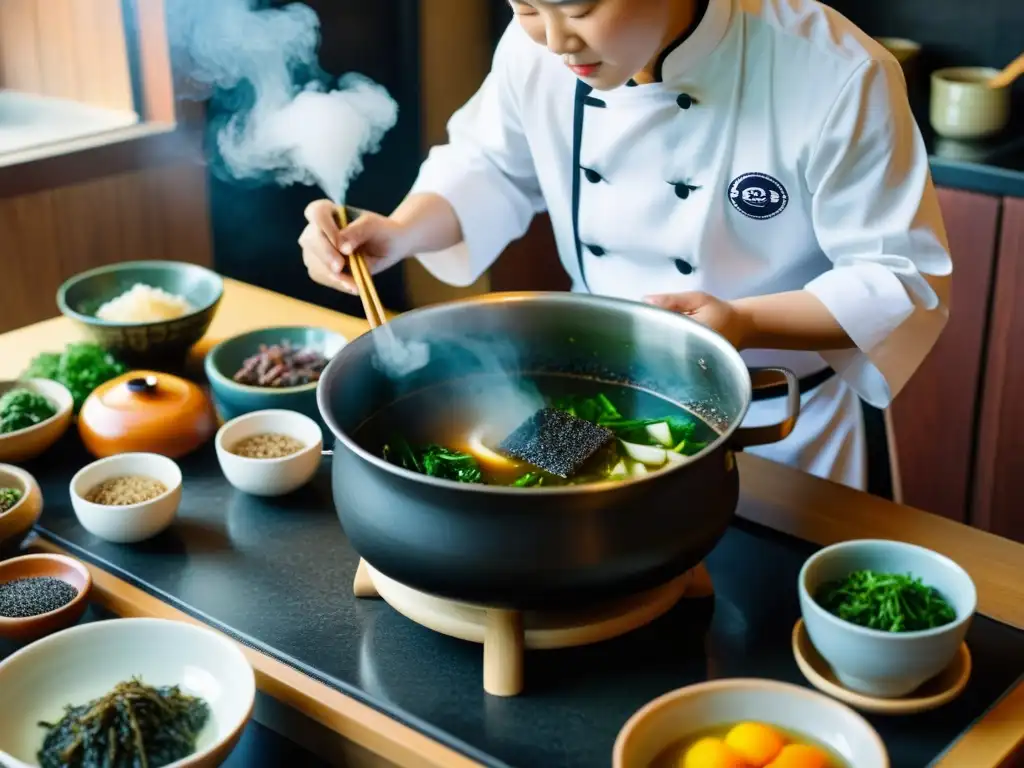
0;0;180;167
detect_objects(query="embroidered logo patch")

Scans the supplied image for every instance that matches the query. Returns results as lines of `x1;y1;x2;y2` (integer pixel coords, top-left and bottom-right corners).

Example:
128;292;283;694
728;173;789;220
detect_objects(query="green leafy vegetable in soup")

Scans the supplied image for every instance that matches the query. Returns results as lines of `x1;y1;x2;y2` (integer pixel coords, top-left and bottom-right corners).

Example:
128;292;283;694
0;388;56;434
24;342;125;412
373;381;716;487
814;569;957;632
0;487;22;513
384;438;484;484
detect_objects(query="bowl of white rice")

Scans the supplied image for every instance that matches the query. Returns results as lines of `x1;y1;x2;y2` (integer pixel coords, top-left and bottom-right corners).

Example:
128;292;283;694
57;260;224;366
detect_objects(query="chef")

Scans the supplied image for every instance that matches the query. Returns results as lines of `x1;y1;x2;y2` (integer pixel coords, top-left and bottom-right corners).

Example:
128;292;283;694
298;0;953;493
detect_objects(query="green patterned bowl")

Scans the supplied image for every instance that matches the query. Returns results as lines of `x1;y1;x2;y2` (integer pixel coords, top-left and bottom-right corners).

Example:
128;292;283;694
57;261;224;367
204;326;348;429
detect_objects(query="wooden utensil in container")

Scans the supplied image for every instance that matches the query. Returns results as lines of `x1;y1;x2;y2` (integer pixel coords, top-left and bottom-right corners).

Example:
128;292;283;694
988;52;1024;89
333;206;387;330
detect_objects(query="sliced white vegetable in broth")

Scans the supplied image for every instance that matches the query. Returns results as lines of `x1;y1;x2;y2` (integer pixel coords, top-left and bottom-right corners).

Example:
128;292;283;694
665;450;690;465
630;461;649;476
645;421;673;447
609;460;628;477
620;440;667;466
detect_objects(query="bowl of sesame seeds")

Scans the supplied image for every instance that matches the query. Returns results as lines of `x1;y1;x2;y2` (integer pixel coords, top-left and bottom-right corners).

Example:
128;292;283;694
69;453;183;544
0;553;92;642
215;409;323;497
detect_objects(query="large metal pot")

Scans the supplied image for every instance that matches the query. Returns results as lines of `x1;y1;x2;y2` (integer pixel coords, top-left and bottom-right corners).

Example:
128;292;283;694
317;292;799;609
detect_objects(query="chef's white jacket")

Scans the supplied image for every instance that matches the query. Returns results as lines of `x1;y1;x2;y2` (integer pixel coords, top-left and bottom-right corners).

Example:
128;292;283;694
408;0;952;491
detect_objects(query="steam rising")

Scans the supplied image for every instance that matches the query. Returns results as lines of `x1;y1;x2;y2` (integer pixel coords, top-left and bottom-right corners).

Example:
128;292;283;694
166;0;524;402
167;0;397;203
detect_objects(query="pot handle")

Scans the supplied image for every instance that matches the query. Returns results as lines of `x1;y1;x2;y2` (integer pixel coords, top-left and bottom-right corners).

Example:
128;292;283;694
731;367;800;449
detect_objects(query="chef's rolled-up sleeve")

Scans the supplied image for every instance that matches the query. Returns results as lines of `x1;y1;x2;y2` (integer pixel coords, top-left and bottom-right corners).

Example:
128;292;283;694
410;27;545;287
803;58;952;409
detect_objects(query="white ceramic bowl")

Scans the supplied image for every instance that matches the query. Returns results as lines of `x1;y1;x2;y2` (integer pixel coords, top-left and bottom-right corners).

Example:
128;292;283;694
70;453;183;543
613;678;889;768
0;617;255;768
215;409;323;497
799;539;976;698
0;379;74;464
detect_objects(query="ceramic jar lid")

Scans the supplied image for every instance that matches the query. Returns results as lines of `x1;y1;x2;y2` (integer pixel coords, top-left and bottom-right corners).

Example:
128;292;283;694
78;371;217;459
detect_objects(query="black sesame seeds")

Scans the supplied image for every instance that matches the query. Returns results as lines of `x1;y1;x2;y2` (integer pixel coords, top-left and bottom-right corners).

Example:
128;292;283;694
0;577;79;618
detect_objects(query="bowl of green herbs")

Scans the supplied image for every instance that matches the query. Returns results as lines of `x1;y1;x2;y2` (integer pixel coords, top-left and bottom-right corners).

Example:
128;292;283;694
798;539;976;699
22;341;127;414
0;379;74;464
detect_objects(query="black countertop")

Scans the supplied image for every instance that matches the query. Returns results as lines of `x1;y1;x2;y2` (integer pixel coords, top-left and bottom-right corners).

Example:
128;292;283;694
18;436;1024;768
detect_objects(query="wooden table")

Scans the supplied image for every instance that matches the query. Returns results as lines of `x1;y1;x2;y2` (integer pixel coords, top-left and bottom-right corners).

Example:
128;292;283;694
2;278;1023;768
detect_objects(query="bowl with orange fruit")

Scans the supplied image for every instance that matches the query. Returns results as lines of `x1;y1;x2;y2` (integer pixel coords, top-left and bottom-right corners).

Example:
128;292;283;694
612;678;888;768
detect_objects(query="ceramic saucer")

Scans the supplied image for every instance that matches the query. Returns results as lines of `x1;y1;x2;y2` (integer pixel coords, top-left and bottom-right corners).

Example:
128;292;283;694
791;618;971;715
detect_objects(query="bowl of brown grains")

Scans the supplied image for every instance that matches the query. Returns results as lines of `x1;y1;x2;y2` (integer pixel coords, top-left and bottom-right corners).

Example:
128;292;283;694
69;453;183;543
0;553;92;642
215;409;323;496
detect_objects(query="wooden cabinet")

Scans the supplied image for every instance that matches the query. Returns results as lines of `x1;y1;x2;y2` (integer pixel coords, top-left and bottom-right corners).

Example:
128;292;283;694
891;191;1024;545
889;188;1001;523
972;197;1024;542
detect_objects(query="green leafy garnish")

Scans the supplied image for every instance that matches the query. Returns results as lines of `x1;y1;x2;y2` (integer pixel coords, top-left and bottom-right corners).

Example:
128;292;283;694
551;393;622;425
0;388;57;434
23;342;126;412
814;570;958;632
512;472;543;487
383;437;483;484
553;395;708;455
0;487;22;513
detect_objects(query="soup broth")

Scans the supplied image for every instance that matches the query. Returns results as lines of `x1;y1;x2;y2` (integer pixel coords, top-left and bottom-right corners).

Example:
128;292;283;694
652;722;849;768
354;373;720;487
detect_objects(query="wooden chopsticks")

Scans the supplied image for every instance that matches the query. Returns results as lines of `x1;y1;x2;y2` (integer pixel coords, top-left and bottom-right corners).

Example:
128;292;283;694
334;205;386;330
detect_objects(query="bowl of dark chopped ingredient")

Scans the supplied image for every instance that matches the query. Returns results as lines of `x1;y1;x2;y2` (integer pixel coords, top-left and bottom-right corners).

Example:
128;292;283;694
215;409;323;496
0;617;255;768
69;453;183;544
798;539;976;699
0;553;91;642
0;379;74;464
204;326;346;428
0;464;43;558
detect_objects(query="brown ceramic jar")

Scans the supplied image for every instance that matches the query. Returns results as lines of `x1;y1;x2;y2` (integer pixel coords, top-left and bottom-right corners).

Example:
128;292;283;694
78;371;217;459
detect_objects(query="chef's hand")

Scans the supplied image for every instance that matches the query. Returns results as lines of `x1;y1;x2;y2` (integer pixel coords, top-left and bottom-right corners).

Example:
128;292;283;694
299;200;409;295
644;291;751;350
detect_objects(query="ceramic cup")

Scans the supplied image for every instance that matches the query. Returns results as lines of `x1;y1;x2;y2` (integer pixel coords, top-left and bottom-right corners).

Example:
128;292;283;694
69;453;183;543
799;539;976;699
875;37;922;67
215;409;323;496
931;67;1011;140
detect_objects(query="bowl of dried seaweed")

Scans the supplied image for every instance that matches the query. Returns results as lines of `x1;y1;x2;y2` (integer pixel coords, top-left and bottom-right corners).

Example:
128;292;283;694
0;617;255;768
